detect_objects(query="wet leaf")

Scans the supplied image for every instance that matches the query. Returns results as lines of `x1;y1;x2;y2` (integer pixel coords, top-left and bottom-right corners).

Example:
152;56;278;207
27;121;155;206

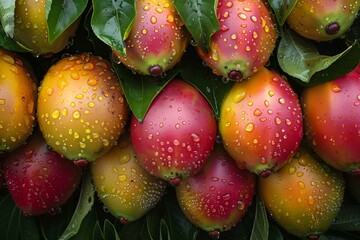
268;0;298;26
0;21;26;52
0;0;15;38
277;29;360;85
113;61;179;122
250;193;269;240
59;171;95;240
69;208;99;240
174;0;219;52
47;0;88;42
91;0;135;56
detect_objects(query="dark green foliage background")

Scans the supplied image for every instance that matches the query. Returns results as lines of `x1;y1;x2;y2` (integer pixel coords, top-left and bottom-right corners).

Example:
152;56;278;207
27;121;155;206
0;0;359;239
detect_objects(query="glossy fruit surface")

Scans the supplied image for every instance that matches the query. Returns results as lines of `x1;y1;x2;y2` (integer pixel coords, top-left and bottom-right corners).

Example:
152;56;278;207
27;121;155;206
3;130;84;216
286;0;360;41
0;47;37;153
219;67;303;176
13;0;79;56
259;146;345;238
37;53;129;163
176;144;256;238
112;0;189;76
131;79;217;185
91;134;168;223
301;64;360;173
197;0;277;81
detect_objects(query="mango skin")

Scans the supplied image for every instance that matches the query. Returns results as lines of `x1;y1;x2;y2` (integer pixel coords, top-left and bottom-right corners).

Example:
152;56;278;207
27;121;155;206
91;134;168;222
301;64;360;173
197;0;277;81
286;0;360;41
0;47;37;152
3;130;84;216
130;79;217;184
37;53;129;162
176;144;256;236
259;147;345;238
113;0;189;76
14;0;79;56
219;67;303;176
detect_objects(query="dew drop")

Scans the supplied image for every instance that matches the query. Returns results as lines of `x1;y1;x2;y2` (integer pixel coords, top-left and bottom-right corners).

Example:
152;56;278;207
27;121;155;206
245;122;254;132
51;109;60;119
118;174;127;182
233;91;246;103
72;111;81;119
79;142;86;149
191;133;200;142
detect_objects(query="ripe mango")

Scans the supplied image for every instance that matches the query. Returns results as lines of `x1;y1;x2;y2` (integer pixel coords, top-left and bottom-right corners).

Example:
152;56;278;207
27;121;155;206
286;0;360;41
14;0;79;56
0;47;37;153
259;147;345;238
91;134;167;223
37;53;129;164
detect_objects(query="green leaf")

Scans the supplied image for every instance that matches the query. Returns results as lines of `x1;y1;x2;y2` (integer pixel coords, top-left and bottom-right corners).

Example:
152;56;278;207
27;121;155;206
119;217;148;240
277;29;360;85
91;0;136;56
0;193;21;240
59;171;95;240
174;0;219;52
268;0;298;26
159;219;171;240
20;216;40;240
330;204;360;232
250;192;269;240
179;47;234;120
0;22;27;52
146;207;162;240
113;62;179;122
324;230;360;240
47;0;88;42
92;221;103;240
0;0;15;38
69;208;99;240
103;220;120;240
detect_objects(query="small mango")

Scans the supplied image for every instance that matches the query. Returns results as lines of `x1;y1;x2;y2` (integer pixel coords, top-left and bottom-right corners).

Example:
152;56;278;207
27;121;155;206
91;134;168;223
286;0;360;41
37;53;129;164
259;146;345;238
112;0;190;76
13;0;80;56
198;0;278;81
0;47;37;153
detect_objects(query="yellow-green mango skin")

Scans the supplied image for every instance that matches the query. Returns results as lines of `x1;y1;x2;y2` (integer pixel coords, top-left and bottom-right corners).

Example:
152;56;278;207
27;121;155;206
287;0;360;41
91;134;168;222
37;53;129;162
0;47;37;152
259;147;345;238
14;0;79;56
